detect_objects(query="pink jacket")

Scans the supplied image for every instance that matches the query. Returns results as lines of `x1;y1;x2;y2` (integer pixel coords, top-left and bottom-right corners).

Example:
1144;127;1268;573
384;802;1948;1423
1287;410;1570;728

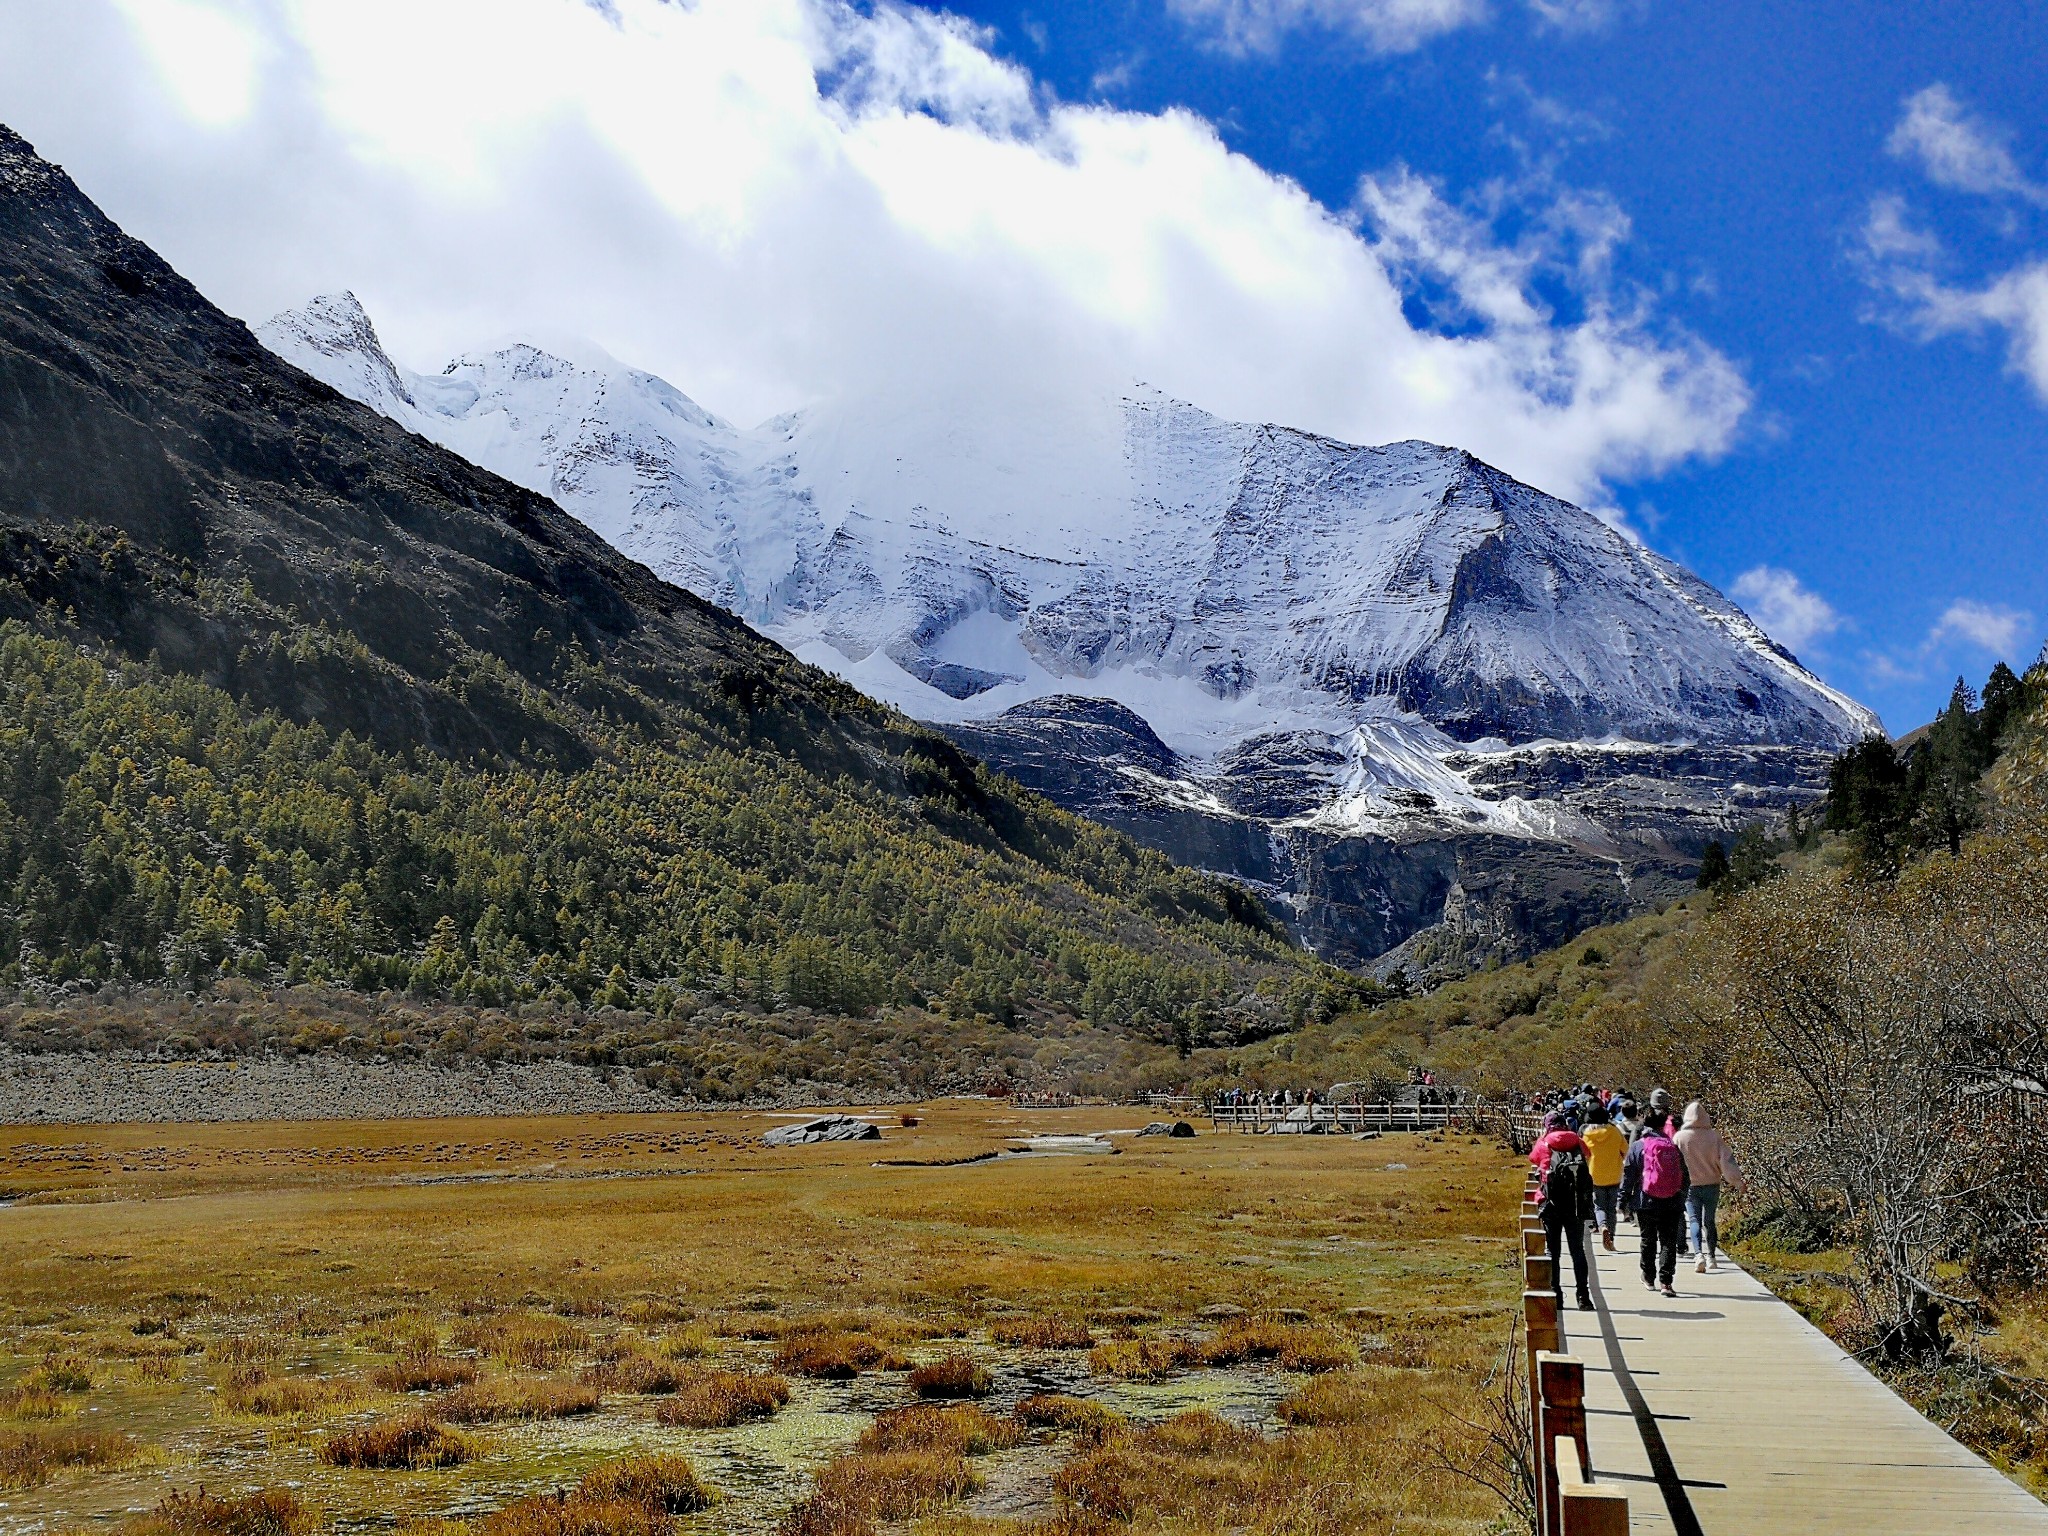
1528;1128;1586;1172
1673;1101;1742;1188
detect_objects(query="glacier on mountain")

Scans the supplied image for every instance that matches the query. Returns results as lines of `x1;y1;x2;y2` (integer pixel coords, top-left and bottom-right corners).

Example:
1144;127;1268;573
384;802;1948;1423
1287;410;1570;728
258;293;1881;971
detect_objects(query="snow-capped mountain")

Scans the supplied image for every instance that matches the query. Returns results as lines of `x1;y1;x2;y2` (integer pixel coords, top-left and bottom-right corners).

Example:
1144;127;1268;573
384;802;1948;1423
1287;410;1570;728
259;293;1881;971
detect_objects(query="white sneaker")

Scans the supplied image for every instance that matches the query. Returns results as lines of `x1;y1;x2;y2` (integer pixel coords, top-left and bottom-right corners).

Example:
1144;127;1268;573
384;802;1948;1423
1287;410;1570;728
1694;1256;1708;1274
1706;1256;1721;1272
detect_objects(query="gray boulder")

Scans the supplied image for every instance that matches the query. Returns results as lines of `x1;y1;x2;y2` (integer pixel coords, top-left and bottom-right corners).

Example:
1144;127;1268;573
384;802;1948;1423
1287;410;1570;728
762;1115;881;1147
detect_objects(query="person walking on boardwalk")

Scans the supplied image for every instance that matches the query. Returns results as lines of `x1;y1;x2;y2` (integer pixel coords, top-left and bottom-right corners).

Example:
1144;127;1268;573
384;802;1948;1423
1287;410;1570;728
1674;1099;1744;1272
1579;1101;1628;1252
1622;1109;1690;1296
1529;1112;1596;1311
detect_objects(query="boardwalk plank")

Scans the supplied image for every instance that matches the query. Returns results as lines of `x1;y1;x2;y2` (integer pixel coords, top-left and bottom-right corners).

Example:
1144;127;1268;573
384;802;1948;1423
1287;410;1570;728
1563;1221;2048;1534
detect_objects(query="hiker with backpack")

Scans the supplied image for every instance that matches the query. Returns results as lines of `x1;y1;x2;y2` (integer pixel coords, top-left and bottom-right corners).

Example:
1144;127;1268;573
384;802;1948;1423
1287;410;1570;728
1621;1109;1690;1296
1674;1099;1744;1272
1579;1100;1628;1252
1529;1112;1596;1311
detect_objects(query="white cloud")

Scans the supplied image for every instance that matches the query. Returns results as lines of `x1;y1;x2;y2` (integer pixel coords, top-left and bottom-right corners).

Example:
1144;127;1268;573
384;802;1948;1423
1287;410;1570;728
1929;599;2032;656
1731;566;1842;654
1166;0;1633;52
1859;197;2048;404
0;0;1744;507
1165;0;1486;55
1886;83;2046;205
1525;0;1624;31
1860;598;2036;689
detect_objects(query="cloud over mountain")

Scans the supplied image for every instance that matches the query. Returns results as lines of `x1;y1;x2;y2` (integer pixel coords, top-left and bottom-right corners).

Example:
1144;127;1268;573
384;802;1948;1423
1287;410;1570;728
0;0;1744;509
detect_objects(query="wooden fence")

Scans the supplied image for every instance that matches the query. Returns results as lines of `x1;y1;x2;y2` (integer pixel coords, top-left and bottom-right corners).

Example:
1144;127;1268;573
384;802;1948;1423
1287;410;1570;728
1207;1099;1546;1144
1520;1166;1628;1535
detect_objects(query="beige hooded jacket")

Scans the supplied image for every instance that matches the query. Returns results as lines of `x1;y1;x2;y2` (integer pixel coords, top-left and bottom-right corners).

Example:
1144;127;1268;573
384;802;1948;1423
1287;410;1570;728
1673;1100;1743;1189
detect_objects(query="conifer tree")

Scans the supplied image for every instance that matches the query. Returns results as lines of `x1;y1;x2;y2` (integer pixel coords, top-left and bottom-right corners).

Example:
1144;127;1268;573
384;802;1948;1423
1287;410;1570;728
1914;677;1985;857
1981;661;2024;748
1696;840;1731;890
1825;735;1911;874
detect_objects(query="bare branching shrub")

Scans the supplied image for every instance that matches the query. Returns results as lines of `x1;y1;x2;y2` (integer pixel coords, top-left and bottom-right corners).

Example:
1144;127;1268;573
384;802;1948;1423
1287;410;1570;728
1649;847;2048;1361
1422;1321;1535;1536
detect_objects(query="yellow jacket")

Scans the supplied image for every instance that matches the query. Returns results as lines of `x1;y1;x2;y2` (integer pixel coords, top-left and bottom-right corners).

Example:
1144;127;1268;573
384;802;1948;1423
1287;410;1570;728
1581;1123;1627;1186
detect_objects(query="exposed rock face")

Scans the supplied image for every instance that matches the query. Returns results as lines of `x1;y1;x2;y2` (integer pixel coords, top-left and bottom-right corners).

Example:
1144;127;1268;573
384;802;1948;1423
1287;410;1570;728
946;700;1833;970
761;1114;882;1146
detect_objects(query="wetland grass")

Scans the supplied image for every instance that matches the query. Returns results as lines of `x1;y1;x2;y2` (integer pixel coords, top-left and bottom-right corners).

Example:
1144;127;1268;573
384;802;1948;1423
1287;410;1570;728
0;1425;143;1489
1015;1393;1124;1443
907;1353;992;1399
771;1330;912;1379
320;1414;471;1470
0;1105;1522;1535
653;1368;790;1428
434;1376;601;1424
120;1488;312;1536
990;1314;1093;1349
371;1350;480;1393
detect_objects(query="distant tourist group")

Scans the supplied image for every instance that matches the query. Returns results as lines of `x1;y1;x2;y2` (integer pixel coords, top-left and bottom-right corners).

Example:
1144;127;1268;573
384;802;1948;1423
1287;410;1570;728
1527;1083;1744;1309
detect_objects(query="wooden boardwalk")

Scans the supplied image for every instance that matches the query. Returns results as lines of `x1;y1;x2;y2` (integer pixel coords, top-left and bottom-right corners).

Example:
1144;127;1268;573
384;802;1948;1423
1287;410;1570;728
1561;1221;2048;1533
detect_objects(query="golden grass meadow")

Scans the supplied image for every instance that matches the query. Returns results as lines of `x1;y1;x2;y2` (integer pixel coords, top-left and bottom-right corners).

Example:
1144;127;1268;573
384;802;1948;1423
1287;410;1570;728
0;1105;1524;1536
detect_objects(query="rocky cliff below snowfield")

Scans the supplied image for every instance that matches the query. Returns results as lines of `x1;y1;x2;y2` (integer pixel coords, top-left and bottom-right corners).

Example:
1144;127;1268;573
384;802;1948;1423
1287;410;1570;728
260;294;1881;973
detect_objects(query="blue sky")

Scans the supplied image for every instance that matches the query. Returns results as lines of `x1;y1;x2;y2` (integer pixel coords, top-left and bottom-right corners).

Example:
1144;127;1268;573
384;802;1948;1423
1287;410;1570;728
1;0;2040;732
924;0;2048;729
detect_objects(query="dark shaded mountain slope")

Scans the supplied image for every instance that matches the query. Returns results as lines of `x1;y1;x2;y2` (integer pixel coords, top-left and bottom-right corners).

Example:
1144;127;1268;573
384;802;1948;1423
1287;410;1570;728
0;125;1336;1056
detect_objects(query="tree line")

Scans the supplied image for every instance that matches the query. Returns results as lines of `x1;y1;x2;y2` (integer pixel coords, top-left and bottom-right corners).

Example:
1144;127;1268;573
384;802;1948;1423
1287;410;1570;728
0;623;1356;1048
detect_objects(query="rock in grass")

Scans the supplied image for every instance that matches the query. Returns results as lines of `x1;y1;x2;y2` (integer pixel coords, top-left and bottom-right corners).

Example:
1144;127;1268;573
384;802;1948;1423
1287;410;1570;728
762;1116;881;1147
1136;1122;1196;1138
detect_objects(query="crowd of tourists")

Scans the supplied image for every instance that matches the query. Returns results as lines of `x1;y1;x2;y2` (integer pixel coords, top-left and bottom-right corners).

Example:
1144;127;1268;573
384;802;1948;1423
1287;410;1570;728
1526;1083;1744;1309
1210;1067;1454;1113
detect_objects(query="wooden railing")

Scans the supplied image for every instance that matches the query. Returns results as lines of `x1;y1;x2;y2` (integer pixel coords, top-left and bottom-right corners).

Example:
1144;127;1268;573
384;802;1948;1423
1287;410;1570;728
1520;1167;1628;1536
1207;1099;1546;1142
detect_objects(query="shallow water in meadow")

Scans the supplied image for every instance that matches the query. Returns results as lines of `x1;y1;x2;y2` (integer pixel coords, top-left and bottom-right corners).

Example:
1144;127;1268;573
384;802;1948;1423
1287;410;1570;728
0;1340;1305;1535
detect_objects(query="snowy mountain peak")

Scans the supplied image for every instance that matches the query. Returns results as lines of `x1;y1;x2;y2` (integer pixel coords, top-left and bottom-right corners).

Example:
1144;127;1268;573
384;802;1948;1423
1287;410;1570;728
257;293;1880;763
256;292;415;417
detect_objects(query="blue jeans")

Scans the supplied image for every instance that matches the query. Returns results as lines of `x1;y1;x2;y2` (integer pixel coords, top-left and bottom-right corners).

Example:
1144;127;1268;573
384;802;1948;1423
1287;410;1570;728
1687;1184;1722;1256
1591;1183;1620;1234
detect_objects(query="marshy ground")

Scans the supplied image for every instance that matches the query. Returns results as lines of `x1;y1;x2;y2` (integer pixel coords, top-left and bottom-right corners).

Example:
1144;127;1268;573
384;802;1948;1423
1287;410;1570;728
0;1104;1522;1536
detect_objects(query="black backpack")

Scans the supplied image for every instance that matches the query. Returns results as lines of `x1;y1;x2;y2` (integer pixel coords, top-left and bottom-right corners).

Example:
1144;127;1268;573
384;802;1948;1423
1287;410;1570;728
1541;1148;1587;1221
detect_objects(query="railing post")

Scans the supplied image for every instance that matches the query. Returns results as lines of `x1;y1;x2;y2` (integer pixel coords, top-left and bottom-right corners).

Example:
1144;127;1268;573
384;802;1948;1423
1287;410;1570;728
1553;1433;1629;1535
1537;1353;1586;1536
1522;1289;1559;1525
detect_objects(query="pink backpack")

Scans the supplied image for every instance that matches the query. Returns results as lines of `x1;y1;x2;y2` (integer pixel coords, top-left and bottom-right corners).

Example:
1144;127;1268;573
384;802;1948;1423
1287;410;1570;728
1641;1135;1684;1200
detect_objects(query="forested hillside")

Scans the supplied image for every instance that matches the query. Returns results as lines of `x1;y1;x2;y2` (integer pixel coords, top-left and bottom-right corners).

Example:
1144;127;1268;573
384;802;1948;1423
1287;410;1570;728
0;124;1352;1088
